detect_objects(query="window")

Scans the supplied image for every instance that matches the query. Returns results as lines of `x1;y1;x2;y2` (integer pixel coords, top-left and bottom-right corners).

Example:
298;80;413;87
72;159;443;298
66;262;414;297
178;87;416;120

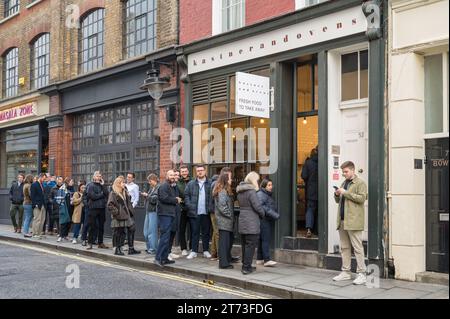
341;50;368;102
4;0;19;17
3;48;19;98
425;53;449;135
31;33;50;89
297;61;318;113
221;0;245;33
124;0;157;58
295;0;328;10
79;9;104;74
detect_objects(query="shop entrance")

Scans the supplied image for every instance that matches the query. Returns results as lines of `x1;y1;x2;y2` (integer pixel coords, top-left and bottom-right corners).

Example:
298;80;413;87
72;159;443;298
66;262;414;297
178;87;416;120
294;56;319;239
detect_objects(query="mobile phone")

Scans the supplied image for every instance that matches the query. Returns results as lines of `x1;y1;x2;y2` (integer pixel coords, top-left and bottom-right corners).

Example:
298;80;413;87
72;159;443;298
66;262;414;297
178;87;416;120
333;186;339;191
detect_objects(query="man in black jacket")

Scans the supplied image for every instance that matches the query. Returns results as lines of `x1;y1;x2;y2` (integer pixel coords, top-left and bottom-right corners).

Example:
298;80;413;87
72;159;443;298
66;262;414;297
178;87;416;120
154;170;181;267
301;146;319;237
9;174;25;233
185;165;213;260
85;171;109;250
31;174;47;238
177;165;191;256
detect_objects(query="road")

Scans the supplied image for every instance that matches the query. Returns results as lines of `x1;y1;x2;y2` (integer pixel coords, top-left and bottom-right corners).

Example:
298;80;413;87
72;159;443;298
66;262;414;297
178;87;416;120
0;241;272;299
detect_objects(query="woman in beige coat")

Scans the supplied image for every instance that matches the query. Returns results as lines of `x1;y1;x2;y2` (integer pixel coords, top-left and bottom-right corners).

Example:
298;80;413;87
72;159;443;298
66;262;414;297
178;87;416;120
71;184;86;244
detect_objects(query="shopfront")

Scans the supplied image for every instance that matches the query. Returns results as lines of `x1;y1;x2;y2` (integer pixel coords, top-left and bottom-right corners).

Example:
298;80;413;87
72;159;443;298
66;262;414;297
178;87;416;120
179;0;386;272
0;95;50;224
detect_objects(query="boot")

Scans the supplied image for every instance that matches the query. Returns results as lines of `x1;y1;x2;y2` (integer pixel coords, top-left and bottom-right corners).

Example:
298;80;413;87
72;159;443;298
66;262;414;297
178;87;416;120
128;247;141;255
115;247;125;256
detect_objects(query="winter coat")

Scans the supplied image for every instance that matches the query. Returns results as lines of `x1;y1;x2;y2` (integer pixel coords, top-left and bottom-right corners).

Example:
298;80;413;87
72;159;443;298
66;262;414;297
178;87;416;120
107;190;134;221
301;154;318;201
50;185;65;218
9;181;24;204
184;178;213;218
256;189;280;221
23;183;32;205
86;182;109;210
334;176;367;231
54;187;70;225
30;181;45;209
43;181;56;205
214;189;234;232
72;191;84;224
177;176;191;212
157;181;179;217
236;182;265;235
144;183;160;213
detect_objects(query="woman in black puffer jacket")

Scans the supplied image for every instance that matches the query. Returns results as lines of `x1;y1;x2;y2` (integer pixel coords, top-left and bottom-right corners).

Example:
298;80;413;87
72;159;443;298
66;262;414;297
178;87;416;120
256;179;280;267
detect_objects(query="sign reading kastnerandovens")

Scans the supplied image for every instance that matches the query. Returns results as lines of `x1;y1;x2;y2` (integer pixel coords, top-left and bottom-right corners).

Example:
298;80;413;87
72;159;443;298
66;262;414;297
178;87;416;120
235;72;270;119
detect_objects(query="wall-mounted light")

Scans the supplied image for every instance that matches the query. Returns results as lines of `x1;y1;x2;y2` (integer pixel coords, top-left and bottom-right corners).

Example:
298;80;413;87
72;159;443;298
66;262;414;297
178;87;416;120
303;117;308;125
140;61;172;101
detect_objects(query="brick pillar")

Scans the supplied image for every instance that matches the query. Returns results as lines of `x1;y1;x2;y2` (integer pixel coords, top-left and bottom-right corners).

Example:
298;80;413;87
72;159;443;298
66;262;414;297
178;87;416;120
47;93;65;177
158;105;176;181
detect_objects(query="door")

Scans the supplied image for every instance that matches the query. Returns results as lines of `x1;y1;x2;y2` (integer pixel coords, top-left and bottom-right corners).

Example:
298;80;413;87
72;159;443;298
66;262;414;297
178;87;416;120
341;106;369;241
426;138;449;273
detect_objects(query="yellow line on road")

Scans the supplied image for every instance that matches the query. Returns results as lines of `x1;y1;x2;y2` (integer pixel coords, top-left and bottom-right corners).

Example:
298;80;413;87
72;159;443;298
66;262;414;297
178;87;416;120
0;240;267;299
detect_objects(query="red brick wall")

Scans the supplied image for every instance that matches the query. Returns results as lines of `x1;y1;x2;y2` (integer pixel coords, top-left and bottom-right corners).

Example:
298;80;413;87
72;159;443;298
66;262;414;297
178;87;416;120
158;106;175;181
180;0;212;44
246;0;294;25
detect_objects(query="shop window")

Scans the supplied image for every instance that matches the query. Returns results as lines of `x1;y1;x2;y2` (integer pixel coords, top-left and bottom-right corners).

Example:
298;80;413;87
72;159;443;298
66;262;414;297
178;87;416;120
2;47;19;98
221;0;245;33
72;153;96;184
124;0;157;58
341;50;369;102
193;104;209;123
136;102;158;141
99;110;113;145
211;100;228;120
115;106;131;144
4;0;19;17
425;53;449;135
30;33;50;90
79;8;104;74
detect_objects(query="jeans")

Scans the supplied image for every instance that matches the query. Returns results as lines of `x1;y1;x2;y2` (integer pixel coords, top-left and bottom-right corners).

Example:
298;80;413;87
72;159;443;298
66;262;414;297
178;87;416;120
143;212;158;252
22;204;33;234
156;215;175;263
169;209;180;254
241;234;259;271
305;200;318;230
10;204;24;229
189;214;211;253
179;210;191;251
257;219;272;262
72;223;81;239
88;208;105;245
219;230;234;268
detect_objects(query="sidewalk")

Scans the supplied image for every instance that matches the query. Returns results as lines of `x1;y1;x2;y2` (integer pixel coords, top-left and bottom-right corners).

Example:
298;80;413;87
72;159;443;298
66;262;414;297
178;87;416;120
0;225;448;299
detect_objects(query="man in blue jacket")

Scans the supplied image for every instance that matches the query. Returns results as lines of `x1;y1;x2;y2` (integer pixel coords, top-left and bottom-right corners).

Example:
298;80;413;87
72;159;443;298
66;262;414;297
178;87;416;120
31;174;47;238
9;173;25;233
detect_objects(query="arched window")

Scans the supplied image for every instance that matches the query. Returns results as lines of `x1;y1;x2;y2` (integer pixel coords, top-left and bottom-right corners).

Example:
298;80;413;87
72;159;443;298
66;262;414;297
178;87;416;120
31;33;50;89
2;48;19;98
79;8;105;74
124;0;157;58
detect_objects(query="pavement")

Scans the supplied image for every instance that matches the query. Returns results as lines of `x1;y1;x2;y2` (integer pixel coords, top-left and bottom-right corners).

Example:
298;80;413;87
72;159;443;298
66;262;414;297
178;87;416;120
0;224;448;299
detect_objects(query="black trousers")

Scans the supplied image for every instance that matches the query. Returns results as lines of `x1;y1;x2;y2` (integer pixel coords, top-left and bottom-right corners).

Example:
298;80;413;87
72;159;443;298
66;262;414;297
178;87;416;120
60;222;71;238
179;210;191;250
88;208;105;245
219;230;234;268
241;234;259;271
113;224;136;248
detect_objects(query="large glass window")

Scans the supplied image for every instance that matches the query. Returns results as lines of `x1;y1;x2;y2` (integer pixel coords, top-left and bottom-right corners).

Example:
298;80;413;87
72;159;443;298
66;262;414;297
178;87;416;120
4;0;19;17
79;9;104;74
31;33;50;90
124;0;157;58
341;50;369;102
221;0;245;33
3;48;19;98
297;61;318;113
295;0;328;10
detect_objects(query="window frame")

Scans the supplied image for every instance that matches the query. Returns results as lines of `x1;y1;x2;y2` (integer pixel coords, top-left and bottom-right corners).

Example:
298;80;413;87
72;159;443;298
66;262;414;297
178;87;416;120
4;0;20;17
78;8;105;74
2;47;19;98
30;33;50;90
213;0;245;35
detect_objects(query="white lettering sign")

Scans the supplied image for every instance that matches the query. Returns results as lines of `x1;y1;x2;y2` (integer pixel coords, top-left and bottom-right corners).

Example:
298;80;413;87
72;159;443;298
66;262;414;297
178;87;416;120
235;72;270;118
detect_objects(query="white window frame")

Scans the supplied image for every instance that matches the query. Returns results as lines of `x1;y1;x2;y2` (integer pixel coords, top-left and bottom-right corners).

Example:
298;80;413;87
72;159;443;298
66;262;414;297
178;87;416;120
295;0;328;11
424;51;449;139
212;0;245;35
338;45;370;109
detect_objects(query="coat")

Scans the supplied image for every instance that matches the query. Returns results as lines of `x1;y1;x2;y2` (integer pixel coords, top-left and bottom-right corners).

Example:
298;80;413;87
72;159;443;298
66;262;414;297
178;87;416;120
177;176;191;212
301;154;318;201
334;176;367;231
72;191;84;224
236;182;265;235
214;189;234;232
23;183;32;205
30;181;45;209
107;191;134;221
256;189;280;221
144;184;159;213
9;181;24;204
157;181;179;217
86;182;109;210
184;178;213;217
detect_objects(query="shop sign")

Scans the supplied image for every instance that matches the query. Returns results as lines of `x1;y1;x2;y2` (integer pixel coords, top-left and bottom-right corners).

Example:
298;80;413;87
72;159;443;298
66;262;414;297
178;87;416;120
235;72;270;118
0;102;37;123
188;6;367;74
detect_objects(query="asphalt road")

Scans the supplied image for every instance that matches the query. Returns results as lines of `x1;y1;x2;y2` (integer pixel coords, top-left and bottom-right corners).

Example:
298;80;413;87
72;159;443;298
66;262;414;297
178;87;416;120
0;242;271;299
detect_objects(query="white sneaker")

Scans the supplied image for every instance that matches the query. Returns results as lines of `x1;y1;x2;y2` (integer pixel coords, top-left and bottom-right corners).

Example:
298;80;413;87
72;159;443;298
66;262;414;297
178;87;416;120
168;255;174;261
256;260;264;265
203;251;212;258
186;252;197;260
72;239;77;244
333;271;352;282
264;260;277;267
57;237;62;242
169;253;180;259
181;249;189;256
353;273;367;285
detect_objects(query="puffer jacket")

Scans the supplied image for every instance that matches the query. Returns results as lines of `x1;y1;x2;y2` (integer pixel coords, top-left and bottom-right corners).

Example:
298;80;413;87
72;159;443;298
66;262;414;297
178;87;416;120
214;189;234;232
236;182;265;235
256;188;280;221
107;191;134;221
